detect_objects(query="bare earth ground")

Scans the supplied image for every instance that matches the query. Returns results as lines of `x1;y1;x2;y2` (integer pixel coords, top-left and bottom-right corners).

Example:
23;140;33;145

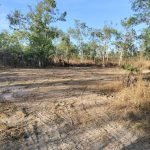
0;67;149;150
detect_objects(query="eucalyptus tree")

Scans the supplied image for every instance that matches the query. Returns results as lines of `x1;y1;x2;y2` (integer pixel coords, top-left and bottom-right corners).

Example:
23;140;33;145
129;0;150;25
61;34;71;63
125;0;150;58
93;26;117;66
0;31;23;54
0;31;23;66
7;0;66;67
56;31;77;64
101;25;117;62
121;19;137;57
140;27;150;58
68;20;89;63
121;0;150;29
132;0;150;58
91;29;104;64
113;20;137;66
113;31;126;66
89;29;99;62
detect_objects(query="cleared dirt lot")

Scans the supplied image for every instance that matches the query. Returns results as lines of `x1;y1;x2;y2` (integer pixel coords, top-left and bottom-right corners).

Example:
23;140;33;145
0;67;149;150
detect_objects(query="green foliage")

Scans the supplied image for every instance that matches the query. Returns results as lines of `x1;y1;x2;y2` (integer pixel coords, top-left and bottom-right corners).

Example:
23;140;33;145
82;42;98;59
0;31;22;53
56;34;78;62
113;23;137;59
0;0;150;67
68;20;90;61
7;0;66;67
141;27;150;58
131;0;150;25
128;0;150;59
122;64;139;73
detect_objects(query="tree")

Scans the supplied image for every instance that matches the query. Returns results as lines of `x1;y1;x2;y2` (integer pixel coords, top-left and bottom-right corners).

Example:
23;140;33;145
121;19;137;57
130;0;150;25
101;25;117;63
140;27;150;58
89;28;100;63
69;20;89;63
7;0;66;67
91;29;104;65
113;21;137;66
93;26;117;66
113;31;126;66
56;32;77;64
0;31;23;66
126;0;150;59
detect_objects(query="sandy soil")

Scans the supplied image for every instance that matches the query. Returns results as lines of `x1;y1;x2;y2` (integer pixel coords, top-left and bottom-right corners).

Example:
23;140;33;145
0;67;149;150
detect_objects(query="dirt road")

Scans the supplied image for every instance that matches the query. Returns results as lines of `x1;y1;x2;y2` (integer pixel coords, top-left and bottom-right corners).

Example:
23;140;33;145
0;68;149;150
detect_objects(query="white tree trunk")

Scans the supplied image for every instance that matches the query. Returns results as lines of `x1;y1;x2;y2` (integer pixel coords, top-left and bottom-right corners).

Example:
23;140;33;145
106;52;109;62
118;49;123;66
102;52;105;67
39;60;41;68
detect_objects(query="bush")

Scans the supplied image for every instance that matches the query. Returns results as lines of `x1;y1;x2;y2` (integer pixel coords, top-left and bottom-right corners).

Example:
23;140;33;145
122;63;139;73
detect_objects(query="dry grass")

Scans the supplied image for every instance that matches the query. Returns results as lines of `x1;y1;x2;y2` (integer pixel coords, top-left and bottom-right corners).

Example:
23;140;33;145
123;59;150;70
69;58;95;64
111;76;150;133
117;59;150;112
116;80;150;106
87;81;123;94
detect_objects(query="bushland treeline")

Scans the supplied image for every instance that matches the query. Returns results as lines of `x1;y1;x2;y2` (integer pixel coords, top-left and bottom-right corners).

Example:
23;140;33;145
0;0;150;67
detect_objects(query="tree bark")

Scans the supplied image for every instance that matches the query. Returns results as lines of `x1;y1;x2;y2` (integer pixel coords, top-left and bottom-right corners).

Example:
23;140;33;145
118;49;123;66
102;52;105;67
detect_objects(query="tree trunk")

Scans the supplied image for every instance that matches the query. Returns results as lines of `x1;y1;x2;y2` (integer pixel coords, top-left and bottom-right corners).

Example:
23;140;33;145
106;53;109;62
39;60;41;68
67;46;70;64
118;49;123;66
102;52;105;67
79;38;83;64
80;47;83;64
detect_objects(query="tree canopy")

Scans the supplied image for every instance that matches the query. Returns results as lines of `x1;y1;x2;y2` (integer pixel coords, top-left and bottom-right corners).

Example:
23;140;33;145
0;0;150;67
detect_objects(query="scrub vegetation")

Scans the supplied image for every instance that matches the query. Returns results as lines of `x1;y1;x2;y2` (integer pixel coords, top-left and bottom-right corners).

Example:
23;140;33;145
0;0;150;149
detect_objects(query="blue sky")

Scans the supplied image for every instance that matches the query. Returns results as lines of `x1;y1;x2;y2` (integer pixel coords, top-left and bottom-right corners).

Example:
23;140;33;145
0;0;134;32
